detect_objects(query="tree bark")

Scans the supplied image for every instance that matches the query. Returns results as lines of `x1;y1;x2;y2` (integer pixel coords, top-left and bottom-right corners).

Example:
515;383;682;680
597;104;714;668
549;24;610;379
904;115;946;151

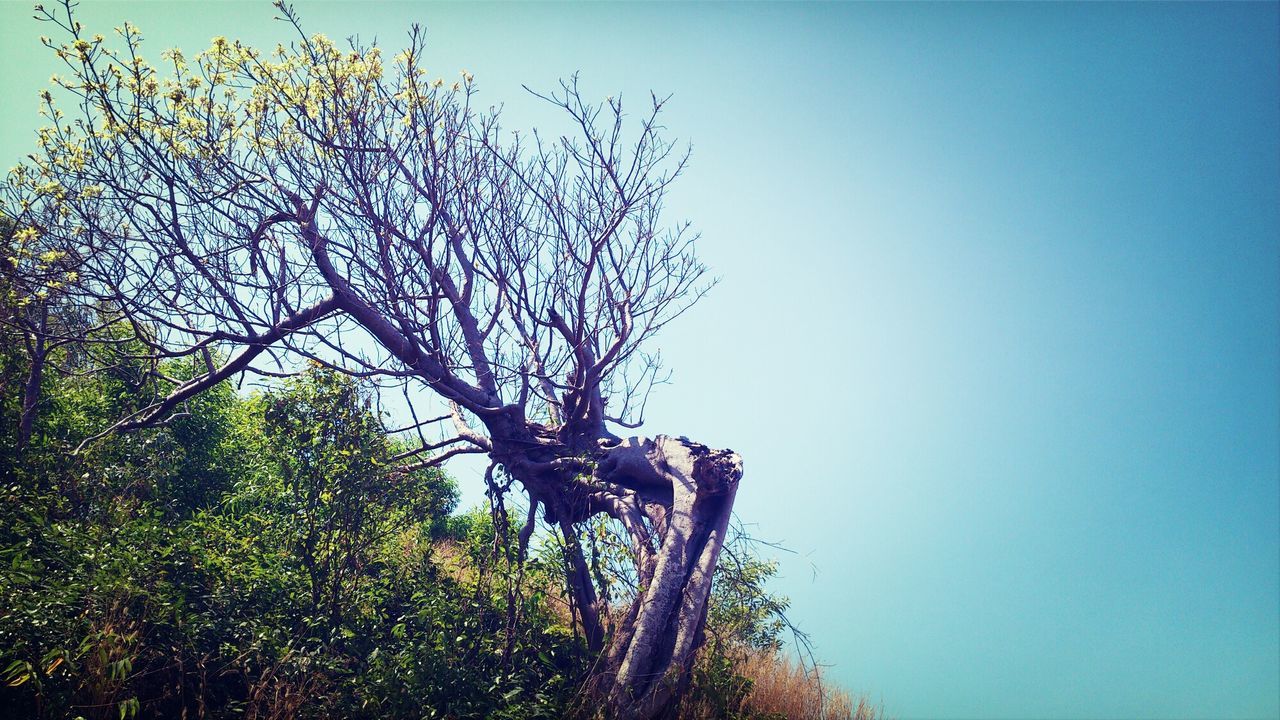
505;434;741;720
16;332;46;452
603;436;740;719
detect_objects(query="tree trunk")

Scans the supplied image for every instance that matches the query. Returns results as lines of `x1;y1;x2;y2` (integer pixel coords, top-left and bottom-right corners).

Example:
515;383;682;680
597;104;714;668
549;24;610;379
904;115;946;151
578;435;743;720
17;334;46;452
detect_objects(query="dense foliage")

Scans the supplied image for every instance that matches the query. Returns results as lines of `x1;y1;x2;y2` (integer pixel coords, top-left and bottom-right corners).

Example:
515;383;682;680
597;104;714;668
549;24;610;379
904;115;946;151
0;351;570;718
0;287;800;719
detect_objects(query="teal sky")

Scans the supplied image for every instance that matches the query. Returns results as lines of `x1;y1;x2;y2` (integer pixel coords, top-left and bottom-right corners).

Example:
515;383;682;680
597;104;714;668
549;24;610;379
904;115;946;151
2;2;1277;719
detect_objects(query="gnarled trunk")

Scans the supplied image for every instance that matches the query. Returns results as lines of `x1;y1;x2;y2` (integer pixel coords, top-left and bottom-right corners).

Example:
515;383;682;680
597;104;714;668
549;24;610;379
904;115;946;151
601;436;742;719
506;434;742;720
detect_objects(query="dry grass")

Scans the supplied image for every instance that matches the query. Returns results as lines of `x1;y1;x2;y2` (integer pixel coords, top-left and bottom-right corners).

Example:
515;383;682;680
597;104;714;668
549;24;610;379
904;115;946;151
425;537;474;584
681;647;884;720
739;650;882;720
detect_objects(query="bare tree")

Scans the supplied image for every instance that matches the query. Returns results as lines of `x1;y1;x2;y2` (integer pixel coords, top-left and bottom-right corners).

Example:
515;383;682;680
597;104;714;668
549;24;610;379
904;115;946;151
4;3;744;717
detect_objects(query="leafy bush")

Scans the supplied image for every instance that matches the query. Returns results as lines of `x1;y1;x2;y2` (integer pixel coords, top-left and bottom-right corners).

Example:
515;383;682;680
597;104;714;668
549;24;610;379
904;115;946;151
0;354;590;719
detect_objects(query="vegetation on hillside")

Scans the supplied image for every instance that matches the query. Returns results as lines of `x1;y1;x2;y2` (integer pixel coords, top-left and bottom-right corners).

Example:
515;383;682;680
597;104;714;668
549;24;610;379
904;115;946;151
0;239;875;718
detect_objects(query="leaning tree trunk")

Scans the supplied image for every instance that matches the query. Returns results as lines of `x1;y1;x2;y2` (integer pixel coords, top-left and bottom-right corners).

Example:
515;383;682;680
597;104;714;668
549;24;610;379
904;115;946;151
599;435;742;720
504;434;742;720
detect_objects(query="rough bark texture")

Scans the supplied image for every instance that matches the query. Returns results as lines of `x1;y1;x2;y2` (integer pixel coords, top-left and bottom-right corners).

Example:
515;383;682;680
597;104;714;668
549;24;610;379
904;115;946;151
494;433;742;719
597;436;742;719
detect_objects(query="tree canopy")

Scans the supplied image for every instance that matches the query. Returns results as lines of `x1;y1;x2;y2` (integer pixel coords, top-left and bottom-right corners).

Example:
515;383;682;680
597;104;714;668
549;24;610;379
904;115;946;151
10;1;705;447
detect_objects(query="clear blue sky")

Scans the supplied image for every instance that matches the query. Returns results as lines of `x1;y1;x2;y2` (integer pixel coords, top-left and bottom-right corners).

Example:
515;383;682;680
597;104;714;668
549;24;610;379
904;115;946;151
3;2;1277;719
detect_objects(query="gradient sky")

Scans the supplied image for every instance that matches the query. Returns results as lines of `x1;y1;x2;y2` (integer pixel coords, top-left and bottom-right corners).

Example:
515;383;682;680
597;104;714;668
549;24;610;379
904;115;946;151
2;2;1277;719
